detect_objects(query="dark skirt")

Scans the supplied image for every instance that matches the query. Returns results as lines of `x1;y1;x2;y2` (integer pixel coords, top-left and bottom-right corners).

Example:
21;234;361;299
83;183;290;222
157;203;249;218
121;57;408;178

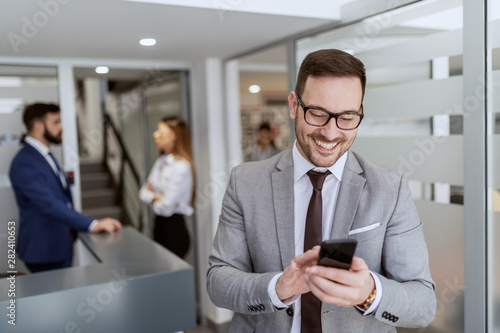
154;214;190;258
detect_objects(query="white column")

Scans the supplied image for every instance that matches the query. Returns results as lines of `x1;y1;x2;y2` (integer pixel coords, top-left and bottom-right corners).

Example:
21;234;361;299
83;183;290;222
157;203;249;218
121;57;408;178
206;58;228;236
82;78;104;160
190;58;234;328
225;59;242;166
57;63;82;211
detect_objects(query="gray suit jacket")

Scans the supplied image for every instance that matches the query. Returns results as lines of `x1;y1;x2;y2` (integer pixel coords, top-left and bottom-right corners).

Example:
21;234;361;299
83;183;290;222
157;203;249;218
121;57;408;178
207;150;436;332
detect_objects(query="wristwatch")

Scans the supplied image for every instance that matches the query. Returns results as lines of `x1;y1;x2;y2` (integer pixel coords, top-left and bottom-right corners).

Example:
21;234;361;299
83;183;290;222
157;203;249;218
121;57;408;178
357;287;376;311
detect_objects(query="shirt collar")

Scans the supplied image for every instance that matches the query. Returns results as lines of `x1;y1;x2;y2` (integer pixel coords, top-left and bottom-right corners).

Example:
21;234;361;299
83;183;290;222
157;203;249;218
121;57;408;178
292;140;348;183
162;153;177;165
25;135;50;156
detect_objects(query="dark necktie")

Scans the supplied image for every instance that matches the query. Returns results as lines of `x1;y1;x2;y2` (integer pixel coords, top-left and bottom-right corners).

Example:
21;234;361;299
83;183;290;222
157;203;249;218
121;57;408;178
48;151;65;186
301;169;331;333
48;151;73;206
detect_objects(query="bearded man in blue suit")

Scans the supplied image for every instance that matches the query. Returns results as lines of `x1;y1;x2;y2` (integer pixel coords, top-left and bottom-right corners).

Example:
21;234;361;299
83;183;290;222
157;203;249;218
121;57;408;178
9;103;121;273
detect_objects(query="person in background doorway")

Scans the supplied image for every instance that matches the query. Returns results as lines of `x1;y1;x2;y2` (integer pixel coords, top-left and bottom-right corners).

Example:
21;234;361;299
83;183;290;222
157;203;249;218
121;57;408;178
9;103;122;273
245;122;282;162
139;117;195;259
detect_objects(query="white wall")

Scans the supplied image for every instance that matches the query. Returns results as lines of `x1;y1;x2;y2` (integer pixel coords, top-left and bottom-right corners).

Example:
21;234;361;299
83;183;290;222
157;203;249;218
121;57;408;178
79;78;104;160
190;58;235;326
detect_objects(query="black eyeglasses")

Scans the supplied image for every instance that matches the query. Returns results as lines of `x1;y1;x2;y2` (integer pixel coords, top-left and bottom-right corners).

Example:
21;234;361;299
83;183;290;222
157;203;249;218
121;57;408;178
296;94;364;130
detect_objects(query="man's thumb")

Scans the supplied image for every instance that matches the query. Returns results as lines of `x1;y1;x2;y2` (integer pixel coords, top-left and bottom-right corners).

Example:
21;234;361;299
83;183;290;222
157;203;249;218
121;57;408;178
350;256;368;272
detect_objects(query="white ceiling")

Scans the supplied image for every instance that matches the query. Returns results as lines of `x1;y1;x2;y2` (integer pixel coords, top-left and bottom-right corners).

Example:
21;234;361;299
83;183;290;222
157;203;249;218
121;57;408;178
0;0;342;64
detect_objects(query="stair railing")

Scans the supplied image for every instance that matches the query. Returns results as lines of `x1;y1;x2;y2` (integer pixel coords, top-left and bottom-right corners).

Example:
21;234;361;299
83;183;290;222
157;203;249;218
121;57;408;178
103;113;143;231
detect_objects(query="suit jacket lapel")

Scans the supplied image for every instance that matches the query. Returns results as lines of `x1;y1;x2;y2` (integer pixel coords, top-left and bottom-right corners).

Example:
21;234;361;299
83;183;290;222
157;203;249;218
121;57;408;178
272;151;296;269
330;152;366;239
25;144;68;194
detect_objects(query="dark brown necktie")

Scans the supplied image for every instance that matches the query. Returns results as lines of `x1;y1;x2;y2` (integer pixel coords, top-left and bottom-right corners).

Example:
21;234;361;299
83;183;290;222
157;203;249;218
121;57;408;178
301;169;331;333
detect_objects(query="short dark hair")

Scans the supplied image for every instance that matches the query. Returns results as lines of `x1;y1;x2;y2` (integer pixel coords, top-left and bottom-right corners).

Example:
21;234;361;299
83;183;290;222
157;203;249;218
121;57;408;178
295;49;366;99
23;103;60;131
259;122;272;132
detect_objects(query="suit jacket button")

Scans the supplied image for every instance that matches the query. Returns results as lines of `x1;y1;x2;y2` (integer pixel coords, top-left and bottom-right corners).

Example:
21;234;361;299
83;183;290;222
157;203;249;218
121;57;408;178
247;306;253;312
286;307;294;316
259;304;265;311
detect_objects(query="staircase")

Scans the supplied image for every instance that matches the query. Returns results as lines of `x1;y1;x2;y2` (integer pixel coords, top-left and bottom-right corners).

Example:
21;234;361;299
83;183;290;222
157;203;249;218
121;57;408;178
80;161;122;221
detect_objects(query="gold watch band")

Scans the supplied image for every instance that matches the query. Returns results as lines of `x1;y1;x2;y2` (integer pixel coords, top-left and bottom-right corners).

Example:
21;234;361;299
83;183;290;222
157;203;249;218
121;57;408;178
357;287;377;311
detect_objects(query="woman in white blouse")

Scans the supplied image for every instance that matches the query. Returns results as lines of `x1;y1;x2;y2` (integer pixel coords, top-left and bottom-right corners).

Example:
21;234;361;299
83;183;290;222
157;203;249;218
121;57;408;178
139;117;195;258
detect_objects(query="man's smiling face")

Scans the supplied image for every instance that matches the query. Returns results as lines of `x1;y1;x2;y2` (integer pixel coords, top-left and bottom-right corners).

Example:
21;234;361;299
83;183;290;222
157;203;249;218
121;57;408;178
289;75;363;167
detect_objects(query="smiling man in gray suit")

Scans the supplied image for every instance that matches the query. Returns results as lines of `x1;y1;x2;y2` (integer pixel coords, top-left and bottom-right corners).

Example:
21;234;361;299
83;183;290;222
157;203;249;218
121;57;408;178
207;49;436;332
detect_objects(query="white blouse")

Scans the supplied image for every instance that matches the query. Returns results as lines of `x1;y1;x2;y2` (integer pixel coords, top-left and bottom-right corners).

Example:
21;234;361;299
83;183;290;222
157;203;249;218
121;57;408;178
139;154;194;217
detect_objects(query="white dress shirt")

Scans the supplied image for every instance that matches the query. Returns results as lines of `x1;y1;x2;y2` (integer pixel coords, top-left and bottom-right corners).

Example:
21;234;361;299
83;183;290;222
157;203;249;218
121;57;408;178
139;154;194;217
25;136;68;188
267;141;382;332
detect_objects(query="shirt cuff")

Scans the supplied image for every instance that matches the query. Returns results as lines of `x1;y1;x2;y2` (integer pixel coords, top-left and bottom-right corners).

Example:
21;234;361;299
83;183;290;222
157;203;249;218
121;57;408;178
267;273;300;309
139;188;155;204
356;271;382;315
88;220;99;232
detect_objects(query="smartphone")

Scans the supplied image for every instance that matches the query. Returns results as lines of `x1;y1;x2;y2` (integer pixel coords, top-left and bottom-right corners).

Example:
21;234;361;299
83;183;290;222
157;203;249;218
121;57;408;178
317;239;357;270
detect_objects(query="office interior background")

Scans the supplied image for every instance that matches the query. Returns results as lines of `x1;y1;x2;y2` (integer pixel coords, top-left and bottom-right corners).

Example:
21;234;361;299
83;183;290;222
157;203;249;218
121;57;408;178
0;0;498;332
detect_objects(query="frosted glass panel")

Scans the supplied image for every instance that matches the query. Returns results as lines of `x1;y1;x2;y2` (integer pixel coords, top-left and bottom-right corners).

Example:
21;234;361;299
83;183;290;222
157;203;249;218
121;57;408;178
364;76;463;118
416;200;464;333
296;1;463;67
487;19;500;49
358;117;431;137
491;212;500;331
355;28;462;70
296;1;464;331
492;70;500;114
352;136;463;185
488;1;500;331
489;136;500;189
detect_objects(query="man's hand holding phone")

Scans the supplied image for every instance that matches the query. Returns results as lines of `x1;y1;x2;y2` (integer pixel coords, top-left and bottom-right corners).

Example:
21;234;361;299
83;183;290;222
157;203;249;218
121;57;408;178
276;247;320;301
304;240;375;308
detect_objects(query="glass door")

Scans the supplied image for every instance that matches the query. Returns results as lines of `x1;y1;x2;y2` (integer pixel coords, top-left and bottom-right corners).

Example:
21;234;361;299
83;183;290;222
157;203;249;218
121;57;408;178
295;1;465;331
0;65;59;229
487;0;500;330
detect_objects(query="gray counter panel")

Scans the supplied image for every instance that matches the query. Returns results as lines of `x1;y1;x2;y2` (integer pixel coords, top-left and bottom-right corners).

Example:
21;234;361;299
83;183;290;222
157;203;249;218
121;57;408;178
0;226;196;332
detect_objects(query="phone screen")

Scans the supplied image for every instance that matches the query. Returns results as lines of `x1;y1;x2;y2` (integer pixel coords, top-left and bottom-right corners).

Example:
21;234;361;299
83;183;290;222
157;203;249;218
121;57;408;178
317;239;357;270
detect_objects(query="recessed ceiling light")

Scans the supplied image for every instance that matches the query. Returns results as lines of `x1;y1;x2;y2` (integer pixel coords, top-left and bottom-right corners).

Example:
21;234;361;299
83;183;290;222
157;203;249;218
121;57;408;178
249;85;261;94
139;38;156;46
95;66;109;74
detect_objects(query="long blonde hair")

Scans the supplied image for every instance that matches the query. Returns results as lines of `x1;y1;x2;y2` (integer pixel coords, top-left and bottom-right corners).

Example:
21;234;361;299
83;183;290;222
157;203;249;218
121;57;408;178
161;116;196;205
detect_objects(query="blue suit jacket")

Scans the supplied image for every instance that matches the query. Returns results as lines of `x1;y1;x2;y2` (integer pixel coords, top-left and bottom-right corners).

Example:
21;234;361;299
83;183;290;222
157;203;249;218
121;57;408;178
9;144;93;264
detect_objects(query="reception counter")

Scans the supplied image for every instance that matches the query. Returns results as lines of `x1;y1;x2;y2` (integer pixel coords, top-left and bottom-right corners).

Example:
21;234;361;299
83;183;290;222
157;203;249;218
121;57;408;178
0;226;196;333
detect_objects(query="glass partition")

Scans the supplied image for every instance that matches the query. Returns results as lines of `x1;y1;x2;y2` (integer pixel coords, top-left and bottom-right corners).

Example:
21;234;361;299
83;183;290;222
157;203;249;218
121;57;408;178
295;1;464;331
237;44;292;162
487;0;500;330
0;65;59;226
103;71;188;231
